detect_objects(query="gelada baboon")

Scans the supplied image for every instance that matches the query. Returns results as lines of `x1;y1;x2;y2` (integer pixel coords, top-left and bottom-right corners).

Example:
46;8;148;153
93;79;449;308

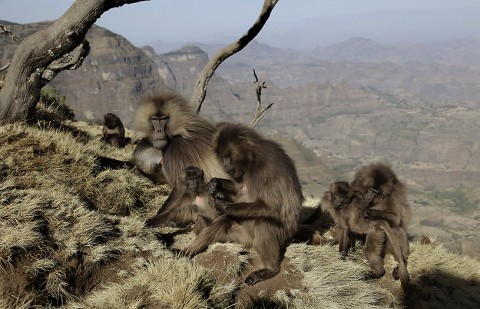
102;113;126;148
184;122;304;286
132;91;230;216
350;162;410;228
146;166;237;234
318;181;360;248
322;181;410;291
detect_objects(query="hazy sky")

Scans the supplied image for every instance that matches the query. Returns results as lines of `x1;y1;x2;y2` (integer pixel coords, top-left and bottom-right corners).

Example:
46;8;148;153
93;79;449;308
1;0;479;48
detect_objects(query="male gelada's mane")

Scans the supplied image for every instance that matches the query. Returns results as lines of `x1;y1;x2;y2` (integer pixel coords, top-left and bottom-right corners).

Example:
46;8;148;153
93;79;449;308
133;91;229;188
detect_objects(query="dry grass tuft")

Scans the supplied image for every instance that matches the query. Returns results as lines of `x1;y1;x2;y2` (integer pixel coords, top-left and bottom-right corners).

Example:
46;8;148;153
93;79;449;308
403;241;480;308
0;111;175;307
0;106;479;308
287;243;394;308
68;257;234;309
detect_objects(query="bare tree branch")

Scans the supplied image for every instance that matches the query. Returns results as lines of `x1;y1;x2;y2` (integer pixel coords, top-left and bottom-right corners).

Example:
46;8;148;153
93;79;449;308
0;24;21;43
250;69;273;128
192;0;279;114
0;24;21;73
0;0;148;123
0;61;10;72
42;41;90;81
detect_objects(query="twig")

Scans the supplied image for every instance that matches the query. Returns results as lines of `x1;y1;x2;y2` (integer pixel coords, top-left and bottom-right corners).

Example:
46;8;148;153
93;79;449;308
250;69;273;128
0;24;21;43
0;24;21;72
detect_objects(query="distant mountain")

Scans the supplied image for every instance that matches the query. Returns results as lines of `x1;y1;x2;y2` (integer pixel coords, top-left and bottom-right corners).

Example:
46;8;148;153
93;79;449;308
140;44;207;97
255;7;480;49
313;37;480;66
150;36;480;68
194;37;480;106
142;40;183;54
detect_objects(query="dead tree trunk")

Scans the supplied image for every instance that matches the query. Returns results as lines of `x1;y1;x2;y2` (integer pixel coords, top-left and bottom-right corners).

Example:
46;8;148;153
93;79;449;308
0;0;147;123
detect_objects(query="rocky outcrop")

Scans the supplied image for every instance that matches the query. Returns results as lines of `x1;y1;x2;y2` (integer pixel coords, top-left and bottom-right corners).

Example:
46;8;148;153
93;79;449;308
144;44;209;98
52;26;167;125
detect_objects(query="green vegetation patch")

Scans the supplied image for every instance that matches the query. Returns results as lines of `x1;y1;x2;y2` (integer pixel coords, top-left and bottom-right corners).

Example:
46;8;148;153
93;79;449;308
421;187;478;215
292;139;318;163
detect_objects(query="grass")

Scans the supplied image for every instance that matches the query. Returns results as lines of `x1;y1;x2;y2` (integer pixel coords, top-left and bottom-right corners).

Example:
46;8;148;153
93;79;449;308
0;105;479;308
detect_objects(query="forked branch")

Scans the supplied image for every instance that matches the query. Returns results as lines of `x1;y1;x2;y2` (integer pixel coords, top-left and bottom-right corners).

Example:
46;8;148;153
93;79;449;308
0;24;21;43
192;0;279;114
250;69;273;128
42;41;91;81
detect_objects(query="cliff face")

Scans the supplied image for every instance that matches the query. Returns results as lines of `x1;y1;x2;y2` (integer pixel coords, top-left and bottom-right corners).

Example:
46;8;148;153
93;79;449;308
143;44;209;98
52;26;167;125
0;21;167;125
161;45;209;96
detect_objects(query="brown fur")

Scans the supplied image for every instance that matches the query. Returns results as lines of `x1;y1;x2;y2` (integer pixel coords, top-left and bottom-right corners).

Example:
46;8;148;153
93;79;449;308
132;91;230;215
184;122;304;286
294;199;337;245
206;177;242;204
131;139;168;184
145;166;231;234
322;181;410;291
350;162;410;228
102;113;125;148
